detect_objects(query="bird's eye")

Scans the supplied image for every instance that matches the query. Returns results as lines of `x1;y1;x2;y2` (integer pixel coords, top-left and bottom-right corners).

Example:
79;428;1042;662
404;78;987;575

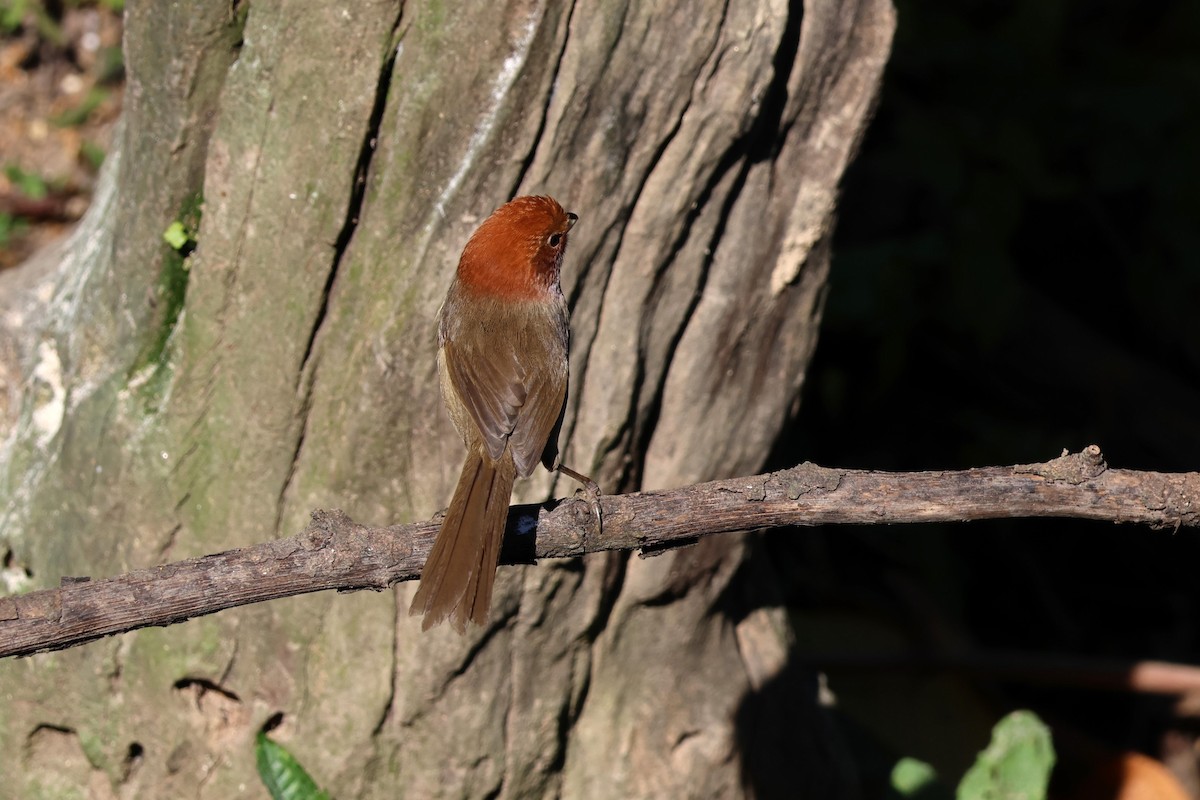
547;232;563;248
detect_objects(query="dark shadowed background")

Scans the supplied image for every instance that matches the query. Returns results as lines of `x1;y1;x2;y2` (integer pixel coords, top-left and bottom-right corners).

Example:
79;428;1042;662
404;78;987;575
772;0;1200;796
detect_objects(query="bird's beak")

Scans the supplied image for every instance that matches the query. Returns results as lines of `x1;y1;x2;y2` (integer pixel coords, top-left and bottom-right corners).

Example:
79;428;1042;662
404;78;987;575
565;212;578;232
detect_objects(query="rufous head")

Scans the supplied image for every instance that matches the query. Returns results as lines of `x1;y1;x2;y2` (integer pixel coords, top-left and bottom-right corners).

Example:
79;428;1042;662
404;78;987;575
456;196;577;300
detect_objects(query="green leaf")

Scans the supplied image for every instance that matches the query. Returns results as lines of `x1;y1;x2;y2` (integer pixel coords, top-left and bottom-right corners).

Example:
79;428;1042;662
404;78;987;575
255;733;331;800
957;710;1055;800
50;87;109;127
893;757;940;796
80;140;106;171
162;221;192;251
97;44;125;84
0;212;29;247
4;164;48;200
1;0;27;34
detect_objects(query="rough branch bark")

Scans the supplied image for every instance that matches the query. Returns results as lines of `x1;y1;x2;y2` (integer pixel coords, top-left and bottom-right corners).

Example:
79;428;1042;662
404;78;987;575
3;447;1194;659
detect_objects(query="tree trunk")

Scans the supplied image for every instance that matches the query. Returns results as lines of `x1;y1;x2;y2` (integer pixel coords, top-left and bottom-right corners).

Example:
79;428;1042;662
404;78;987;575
0;1;894;797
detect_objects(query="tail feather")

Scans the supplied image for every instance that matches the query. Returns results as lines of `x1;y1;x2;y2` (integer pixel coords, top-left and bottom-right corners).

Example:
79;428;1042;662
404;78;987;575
410;451;516;633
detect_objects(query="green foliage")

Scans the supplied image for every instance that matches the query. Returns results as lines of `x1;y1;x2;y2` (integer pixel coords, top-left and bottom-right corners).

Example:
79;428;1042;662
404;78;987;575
127;194;202;405
956;711;1055;800
884;711;1054;800
162;221;193;252
255;734;331;800
0;0;23;33
0;212;29;248
1;0;123;43
0;0;65;43
3;164;49;200
891;756;945;798
79;140;106;171
50;87;110;127
164;192;203;254
95;42;124;83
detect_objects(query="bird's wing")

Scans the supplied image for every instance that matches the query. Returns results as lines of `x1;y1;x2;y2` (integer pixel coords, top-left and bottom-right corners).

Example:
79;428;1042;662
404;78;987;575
506;367;567;478
442;336;525;464
442;317;567;479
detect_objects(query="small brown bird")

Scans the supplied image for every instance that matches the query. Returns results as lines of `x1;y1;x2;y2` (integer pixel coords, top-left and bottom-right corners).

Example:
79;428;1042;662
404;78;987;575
410;195;595;633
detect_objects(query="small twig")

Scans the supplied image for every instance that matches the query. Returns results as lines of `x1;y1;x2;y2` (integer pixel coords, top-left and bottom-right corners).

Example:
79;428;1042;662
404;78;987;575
0;446;1195;659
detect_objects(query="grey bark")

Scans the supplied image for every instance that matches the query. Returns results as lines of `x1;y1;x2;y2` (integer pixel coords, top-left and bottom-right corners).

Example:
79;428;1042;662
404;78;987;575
0;1;895;797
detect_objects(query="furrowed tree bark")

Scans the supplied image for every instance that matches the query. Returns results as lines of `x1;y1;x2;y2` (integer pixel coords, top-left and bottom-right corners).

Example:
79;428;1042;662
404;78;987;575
0;1;896;797
2;449;1197;660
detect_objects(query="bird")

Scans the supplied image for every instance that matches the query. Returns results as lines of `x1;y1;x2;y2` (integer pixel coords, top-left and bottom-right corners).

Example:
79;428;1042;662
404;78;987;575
410;195;598;633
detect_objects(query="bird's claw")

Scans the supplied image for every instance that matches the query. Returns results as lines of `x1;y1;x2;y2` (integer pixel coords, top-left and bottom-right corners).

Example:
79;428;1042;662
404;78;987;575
572;484;603;538
558;464;603;538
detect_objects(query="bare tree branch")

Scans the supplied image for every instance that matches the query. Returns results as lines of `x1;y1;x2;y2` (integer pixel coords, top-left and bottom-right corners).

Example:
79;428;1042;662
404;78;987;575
1;446;1196;659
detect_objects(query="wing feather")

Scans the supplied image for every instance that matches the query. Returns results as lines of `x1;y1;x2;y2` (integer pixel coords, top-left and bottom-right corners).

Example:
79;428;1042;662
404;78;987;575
439;294;568;477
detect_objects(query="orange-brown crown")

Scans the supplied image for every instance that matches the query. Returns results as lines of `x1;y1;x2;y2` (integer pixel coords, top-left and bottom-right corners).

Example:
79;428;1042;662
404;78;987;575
456;196;577;300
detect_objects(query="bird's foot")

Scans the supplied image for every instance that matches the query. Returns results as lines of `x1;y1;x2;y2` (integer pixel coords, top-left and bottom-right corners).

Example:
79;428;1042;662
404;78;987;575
558;464;603;538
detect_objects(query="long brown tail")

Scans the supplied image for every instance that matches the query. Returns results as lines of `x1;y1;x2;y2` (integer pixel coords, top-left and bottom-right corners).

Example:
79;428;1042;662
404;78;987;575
409;450;516;633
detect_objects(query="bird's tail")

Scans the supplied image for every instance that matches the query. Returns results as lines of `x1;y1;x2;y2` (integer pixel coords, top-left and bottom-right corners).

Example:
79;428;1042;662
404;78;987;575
410;451;516;633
